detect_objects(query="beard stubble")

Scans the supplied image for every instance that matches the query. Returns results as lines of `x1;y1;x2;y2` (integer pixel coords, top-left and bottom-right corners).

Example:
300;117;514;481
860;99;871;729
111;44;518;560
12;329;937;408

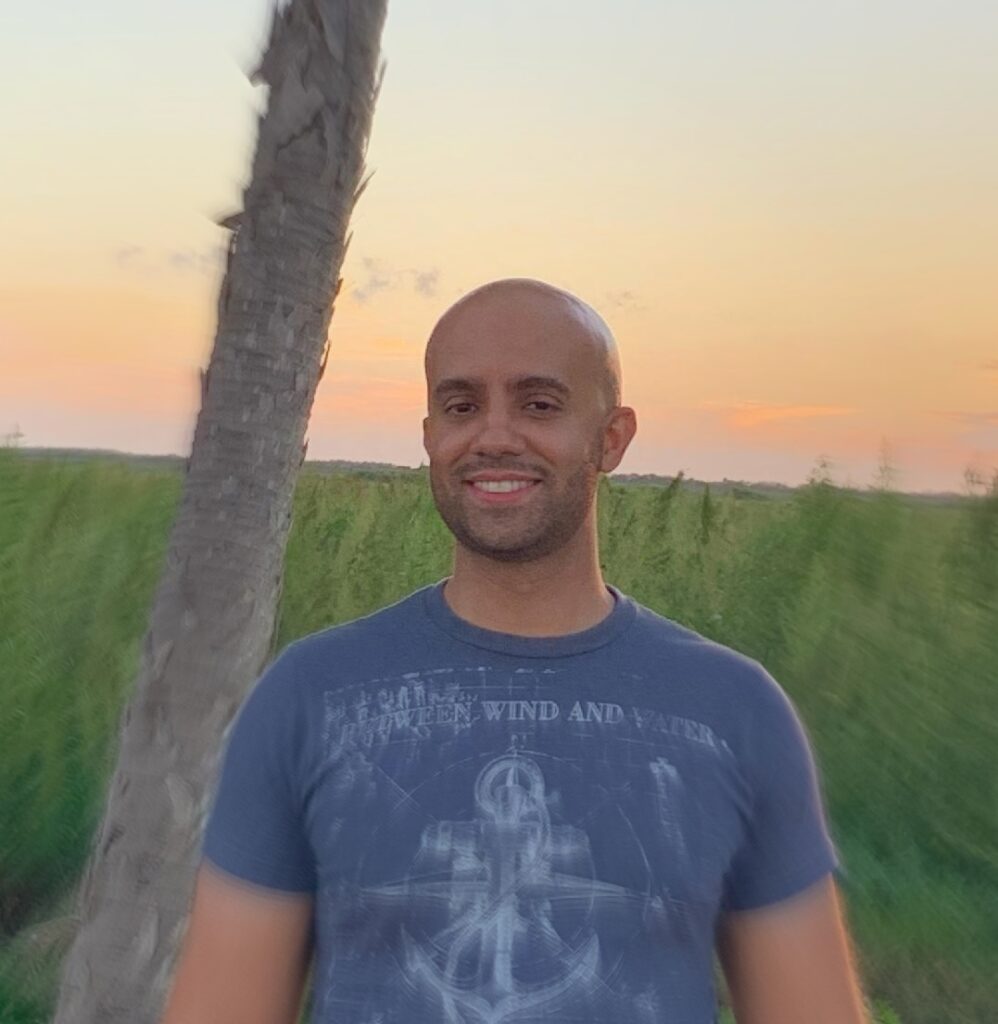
429;435;604;564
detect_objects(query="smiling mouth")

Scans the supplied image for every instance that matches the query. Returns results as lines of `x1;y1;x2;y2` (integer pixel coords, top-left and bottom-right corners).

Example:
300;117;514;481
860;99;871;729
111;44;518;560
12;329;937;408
469;480;538;493
462;479;542;503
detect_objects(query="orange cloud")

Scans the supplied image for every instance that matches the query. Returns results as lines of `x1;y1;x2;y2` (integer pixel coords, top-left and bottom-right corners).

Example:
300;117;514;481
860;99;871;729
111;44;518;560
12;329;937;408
700;400;857;430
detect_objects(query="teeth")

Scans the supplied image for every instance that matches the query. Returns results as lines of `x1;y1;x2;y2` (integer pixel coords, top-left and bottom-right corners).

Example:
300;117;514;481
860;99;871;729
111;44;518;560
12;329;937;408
473;480;535;493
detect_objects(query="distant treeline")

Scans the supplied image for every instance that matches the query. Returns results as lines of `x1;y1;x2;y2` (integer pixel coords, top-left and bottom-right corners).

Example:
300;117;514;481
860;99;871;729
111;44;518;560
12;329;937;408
15;445;974;505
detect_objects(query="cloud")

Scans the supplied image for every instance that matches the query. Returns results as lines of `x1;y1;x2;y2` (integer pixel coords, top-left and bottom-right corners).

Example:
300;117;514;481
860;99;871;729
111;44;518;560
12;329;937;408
604;289;644;312
351;258;440;303
700;400;856;430
351;257;394;302
930;410;998;427
166;248;221;275
113;245;145;268
413;269;440;298
111;245;222;277
980;360;998;373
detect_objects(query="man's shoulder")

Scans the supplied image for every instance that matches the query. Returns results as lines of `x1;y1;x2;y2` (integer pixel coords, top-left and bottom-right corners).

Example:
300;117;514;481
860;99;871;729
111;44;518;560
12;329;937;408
279;584;430;664
621;598;813;772
624;596;786;704
626;596;753;666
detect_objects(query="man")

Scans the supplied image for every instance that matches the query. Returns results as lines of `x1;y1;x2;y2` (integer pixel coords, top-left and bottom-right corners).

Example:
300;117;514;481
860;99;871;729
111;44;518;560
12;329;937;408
162;278;869;1023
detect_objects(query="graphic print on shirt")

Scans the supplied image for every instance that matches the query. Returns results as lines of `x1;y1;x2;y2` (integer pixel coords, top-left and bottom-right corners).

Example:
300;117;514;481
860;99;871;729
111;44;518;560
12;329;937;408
365;753;625;1024
315;668;738;1024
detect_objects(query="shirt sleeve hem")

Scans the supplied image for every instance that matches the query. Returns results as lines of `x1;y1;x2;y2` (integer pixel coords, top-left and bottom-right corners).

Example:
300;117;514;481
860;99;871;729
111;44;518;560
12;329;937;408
201;843;317;895
722;852;841;913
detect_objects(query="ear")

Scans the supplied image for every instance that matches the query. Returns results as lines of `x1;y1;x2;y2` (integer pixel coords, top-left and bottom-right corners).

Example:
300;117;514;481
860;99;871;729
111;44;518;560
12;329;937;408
599;406;637;473
422;415;431;457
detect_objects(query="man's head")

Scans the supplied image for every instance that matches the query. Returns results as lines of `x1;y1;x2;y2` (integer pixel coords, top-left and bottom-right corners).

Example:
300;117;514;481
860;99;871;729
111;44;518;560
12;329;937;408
422;278;637;563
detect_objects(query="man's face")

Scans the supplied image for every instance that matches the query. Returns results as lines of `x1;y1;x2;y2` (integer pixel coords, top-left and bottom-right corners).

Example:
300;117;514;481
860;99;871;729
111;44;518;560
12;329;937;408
422;288;615;563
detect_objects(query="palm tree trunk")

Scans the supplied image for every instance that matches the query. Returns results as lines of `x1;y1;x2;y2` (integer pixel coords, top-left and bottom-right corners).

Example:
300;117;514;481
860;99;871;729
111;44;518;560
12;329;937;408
51;3;388;1021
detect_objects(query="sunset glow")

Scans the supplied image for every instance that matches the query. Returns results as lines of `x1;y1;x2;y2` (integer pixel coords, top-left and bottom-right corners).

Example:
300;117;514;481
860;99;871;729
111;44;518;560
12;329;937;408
3;0;996;492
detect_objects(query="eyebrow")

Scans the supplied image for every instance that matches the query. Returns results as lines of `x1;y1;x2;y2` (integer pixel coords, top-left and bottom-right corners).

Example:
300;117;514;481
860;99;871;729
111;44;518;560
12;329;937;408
433;375;572;401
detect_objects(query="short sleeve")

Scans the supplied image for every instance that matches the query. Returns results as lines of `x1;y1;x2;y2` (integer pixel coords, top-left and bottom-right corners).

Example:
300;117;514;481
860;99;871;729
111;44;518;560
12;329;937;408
201;643;317;892
722;667;840;911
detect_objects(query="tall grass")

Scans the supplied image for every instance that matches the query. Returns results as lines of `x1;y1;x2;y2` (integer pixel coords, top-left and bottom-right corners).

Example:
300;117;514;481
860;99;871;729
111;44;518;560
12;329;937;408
1;449;995;1022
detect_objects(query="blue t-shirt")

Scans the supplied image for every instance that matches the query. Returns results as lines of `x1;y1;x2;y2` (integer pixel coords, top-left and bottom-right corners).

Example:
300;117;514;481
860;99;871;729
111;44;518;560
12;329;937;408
202;580;839;1023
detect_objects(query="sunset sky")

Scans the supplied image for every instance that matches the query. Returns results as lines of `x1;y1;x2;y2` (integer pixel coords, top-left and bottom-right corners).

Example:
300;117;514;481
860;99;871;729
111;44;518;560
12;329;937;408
3;0;996;493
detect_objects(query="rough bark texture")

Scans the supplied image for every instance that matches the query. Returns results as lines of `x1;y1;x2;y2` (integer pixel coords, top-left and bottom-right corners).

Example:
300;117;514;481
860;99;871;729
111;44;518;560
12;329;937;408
51;3;388;1021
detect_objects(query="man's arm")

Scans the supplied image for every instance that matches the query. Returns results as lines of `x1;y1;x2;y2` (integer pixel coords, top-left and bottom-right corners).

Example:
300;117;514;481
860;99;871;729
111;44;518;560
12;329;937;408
717;874;869;1024
160;862;314;1024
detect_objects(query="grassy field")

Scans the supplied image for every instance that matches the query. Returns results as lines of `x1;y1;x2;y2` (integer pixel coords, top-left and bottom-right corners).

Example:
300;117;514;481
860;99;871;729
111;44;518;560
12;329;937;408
0;448;995;1022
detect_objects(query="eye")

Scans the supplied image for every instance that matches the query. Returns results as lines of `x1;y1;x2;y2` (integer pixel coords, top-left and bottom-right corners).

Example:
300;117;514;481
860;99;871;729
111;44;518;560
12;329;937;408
444;402;476;415
526;400;559;412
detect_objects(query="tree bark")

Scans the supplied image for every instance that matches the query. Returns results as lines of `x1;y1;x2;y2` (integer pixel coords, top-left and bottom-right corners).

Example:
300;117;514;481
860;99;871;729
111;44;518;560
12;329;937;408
52;3;388;1021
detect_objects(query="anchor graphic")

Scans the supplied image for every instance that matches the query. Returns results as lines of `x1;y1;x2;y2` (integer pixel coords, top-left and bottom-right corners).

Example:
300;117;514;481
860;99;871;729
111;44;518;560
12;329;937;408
362;754;634;1024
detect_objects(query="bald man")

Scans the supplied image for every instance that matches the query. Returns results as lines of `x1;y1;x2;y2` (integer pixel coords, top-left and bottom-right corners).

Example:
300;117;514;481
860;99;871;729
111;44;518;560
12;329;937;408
163;279;869;1024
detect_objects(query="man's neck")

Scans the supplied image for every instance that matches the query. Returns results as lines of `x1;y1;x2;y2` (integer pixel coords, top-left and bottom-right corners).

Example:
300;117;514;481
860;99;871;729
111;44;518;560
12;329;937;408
443;540;614;637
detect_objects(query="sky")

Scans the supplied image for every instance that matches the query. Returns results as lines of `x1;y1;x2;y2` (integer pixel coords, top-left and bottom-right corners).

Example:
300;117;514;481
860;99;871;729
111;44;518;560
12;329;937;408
2;0;997;493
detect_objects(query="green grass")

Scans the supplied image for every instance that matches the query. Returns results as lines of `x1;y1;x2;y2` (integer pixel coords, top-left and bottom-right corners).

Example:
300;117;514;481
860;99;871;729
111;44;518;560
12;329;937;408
2;448;996;1022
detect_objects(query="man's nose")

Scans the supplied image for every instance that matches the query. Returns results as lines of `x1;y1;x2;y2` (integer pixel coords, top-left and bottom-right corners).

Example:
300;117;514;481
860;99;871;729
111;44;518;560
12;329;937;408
471;407;526;456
